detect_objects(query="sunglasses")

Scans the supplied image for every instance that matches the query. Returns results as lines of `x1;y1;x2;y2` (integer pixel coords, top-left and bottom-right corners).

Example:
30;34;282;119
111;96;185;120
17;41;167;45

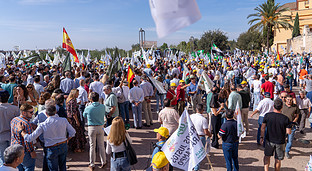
27;111;34;114
281;96;286;99
27;86;33;89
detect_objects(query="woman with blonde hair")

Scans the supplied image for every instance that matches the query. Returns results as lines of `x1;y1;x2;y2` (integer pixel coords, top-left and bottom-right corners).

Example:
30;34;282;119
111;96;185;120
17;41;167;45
106;117;132;171
66;89;87;153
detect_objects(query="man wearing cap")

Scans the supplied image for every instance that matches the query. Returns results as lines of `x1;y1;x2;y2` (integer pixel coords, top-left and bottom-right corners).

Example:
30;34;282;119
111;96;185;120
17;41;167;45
250;92;274;145
0;90;20;165
152;127;169;162
176;80;189;115
140;75;154;127
166;83;177;108
151;151;169;171
187;75;201;113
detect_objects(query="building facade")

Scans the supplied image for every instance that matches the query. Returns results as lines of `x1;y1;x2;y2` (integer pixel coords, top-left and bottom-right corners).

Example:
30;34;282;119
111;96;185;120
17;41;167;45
273;0;312;54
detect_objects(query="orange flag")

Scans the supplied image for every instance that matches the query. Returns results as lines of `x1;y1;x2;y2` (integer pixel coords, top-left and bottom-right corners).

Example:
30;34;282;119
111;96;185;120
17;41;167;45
277;52;280;61
127;66;135;87
62;28;79;63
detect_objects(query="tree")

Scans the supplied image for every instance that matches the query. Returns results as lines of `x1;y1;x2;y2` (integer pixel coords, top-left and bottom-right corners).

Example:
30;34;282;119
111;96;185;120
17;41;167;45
247;0;292;52
237;30;262;51
227;40;237;51
198;29;228;53
131;43;140;51
160;43;168;51
177;41;188;52
292;12;300;38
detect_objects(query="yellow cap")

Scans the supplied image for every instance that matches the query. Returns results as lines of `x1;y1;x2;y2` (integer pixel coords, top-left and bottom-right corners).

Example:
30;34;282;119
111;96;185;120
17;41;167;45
241;81;247;85
147;64;151;68
179;80;185;83
185;60;187;62
181;58;184;61
170;82;177;87
193;70;197;73
151;151;169;169
154;127;169;138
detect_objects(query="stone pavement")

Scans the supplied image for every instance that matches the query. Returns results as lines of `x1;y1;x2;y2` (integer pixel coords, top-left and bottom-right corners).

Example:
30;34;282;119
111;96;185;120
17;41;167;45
33;88;312;170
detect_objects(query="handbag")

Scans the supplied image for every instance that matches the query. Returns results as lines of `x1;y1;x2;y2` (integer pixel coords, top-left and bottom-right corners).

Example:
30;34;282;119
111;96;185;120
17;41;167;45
124;136;138;165
117;87;126;103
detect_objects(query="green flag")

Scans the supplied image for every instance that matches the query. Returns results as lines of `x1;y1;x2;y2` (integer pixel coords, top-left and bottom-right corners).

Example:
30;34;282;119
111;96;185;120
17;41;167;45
107;48;122;79
62;53;72;72
211;44;222;53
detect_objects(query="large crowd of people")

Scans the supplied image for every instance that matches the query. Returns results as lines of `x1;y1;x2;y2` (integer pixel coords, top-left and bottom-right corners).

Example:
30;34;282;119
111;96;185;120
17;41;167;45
0;52;311;171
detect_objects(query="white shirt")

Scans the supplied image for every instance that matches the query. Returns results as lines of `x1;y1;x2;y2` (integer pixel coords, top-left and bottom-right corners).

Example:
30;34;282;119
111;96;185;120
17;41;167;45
34;83;44;97
256;98;274;117
89;81;104;96
128;86;144;103
106;133;132;154
190;113;209;136
122;86;130;102
0;165;18;171
252;80;262;92
77;86;88;104
296;95;312;109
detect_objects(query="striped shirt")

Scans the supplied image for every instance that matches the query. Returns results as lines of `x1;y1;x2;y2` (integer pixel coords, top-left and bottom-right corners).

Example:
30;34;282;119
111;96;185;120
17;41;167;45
10;116;34;152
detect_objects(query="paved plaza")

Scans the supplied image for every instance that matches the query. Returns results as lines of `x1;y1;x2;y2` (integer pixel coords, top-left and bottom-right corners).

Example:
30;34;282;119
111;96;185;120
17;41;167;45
32;88;312;171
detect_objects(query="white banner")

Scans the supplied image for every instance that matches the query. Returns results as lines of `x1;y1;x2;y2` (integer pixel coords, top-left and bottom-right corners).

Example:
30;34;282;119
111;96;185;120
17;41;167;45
198;71;214;93
148;76;167;94
162;109;205;170
235;101;245;138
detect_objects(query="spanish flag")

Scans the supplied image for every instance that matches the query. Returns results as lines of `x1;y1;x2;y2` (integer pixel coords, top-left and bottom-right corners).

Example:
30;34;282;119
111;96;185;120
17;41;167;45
62;28;79;63
277;52;280;61
127;65;135;87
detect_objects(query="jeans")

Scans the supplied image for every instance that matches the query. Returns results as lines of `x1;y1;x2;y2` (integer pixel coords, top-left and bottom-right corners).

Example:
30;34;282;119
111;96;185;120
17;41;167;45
46;142;67;171
222;142;239;171
78;104;86;130
253;92;261;110
132;103;142;128
17;152;36;171
193;136;206;171
88;126;106;167
155;93;164;112
0;140;10;165
110;155;130;171
286;126;296;153
287;78;293;91
257;116;266;145
124;101;130;123
119;102;126;123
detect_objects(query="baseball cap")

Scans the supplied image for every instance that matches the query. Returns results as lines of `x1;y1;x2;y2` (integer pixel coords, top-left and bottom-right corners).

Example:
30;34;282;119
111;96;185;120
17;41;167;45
154;127;169;138
151;151;169;169
264;92;271;98
179;80;185;83
241;81;247;85
170;82;177;87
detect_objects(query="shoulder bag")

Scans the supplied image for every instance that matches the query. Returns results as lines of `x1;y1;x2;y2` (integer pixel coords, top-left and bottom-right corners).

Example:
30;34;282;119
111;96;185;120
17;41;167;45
124;136;138;165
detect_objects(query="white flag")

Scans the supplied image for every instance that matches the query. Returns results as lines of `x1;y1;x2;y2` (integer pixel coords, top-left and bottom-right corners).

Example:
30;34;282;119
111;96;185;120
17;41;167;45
182;64;190;81
149;0;201;38
162;109;206;171
235;101;244;138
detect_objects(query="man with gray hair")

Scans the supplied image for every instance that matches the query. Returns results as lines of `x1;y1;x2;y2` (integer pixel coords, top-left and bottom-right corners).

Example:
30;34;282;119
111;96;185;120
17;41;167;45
60;71;74;95
31;99;57;171
18;104;76;171
103;85;119;126
296;90;311;134
0;144;24;170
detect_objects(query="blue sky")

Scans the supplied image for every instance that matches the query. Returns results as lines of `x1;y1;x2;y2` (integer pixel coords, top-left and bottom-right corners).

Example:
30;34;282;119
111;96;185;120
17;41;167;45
0;0;294;51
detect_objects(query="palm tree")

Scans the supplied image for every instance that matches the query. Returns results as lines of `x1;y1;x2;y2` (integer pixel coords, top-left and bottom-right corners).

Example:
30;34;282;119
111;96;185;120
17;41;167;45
247;0;293;52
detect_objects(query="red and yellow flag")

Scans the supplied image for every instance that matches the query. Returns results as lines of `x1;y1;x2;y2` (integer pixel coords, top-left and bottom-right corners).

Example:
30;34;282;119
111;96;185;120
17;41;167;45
127;66;135;87
277;52;280;61
62;28;79;63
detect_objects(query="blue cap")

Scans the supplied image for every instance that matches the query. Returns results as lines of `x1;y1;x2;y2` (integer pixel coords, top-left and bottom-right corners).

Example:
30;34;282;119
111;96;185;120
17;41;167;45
264;92;271;98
